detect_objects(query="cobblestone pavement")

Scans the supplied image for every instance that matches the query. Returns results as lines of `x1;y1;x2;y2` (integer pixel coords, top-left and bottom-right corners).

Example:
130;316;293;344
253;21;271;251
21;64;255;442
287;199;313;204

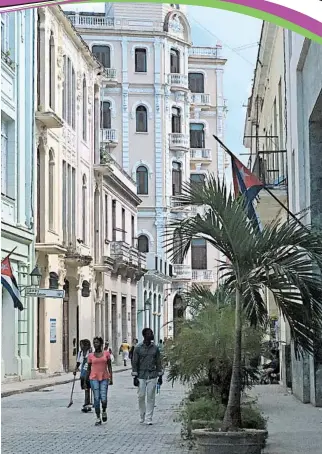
252;385;322;454
2;370;193;454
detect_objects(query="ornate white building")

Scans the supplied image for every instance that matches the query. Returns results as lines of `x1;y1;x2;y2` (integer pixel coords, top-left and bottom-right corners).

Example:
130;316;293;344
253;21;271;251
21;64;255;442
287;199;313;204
65;2;227;340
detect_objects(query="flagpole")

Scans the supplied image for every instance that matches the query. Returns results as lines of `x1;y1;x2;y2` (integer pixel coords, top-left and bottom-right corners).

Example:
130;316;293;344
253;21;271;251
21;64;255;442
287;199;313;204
212;135;309;232
2;247;17;261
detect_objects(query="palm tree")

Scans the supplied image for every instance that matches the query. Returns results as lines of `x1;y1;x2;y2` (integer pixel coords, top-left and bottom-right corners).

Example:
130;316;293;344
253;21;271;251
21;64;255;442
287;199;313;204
165;177;322;431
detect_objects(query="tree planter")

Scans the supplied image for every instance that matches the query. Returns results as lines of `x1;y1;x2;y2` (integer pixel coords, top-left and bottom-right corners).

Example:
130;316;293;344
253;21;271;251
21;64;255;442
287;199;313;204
192;428;268;454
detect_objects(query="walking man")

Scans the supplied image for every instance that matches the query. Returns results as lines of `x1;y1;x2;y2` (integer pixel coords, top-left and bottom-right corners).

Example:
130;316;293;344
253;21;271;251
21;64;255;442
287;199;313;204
74;339;92;413
119;339;130;366
132;328;163;425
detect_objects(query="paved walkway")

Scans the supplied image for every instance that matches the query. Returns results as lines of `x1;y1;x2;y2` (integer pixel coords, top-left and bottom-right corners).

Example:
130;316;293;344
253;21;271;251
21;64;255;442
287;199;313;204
252;385;322;454
1;370;192;454
1;364;131;397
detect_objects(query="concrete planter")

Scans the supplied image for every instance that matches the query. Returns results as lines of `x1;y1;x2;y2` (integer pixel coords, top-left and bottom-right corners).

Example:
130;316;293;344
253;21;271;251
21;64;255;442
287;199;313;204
192;428;268;454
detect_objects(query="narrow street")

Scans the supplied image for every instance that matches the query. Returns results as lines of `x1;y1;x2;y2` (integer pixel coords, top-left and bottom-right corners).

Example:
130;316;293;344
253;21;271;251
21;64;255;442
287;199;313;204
1;371;191;454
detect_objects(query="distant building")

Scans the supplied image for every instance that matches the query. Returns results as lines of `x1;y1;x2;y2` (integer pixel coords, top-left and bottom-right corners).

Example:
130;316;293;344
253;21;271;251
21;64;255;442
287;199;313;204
65;2;227;341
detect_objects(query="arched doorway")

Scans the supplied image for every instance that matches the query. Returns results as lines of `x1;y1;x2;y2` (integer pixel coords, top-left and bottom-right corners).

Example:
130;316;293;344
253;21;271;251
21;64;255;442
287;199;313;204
173;293;185;339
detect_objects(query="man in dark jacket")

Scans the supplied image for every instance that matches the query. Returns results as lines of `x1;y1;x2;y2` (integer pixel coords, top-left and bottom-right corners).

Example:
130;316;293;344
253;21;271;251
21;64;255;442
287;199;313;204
132;328;163;425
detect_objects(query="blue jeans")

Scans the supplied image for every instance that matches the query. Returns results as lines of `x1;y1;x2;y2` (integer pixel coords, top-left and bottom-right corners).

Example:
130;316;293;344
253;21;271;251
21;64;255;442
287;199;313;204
90;379;109;413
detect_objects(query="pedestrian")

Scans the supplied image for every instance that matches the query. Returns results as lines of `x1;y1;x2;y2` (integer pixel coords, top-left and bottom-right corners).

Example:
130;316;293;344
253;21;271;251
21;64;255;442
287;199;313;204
86;336;113;426
104;340;115;363
119;339;130;366
132;328;163;425
129;338;138;365
74;339;92;413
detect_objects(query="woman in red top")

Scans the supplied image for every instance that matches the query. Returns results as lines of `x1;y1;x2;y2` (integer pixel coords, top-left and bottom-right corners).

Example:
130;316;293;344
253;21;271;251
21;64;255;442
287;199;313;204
86;337;113;425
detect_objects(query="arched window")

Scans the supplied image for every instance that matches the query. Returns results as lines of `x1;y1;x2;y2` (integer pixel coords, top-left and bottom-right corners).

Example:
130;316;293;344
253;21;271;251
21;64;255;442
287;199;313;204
138;235;149;253
136;166;148;195
62;56;76;129
136;105;148;133
190;123;205;148
82;174;87;243
172;162;182;195
92;45;111;68
171;107;181;133
188;73;205;93
170;48;180;73
101;101;111;129
48;149;55;230
82;76;87;141
49;31;55;110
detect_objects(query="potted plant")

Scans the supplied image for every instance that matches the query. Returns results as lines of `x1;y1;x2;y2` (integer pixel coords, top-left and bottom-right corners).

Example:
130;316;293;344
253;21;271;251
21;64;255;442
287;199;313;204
166;178;322;453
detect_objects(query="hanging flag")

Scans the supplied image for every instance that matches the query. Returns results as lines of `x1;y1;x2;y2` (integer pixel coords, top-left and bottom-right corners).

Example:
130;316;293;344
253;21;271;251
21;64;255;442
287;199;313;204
1;256;24;311
231;153;264;231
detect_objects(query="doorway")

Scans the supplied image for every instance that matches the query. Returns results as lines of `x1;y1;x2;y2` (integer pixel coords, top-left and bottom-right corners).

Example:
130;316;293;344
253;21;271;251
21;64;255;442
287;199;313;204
111;294;117;352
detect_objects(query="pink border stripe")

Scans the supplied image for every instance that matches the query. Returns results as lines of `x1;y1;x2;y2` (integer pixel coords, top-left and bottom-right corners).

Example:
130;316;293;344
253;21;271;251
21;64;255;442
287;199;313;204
222;0;322;36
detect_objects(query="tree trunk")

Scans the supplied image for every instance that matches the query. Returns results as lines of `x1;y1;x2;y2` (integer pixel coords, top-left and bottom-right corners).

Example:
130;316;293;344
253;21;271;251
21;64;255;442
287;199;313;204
222;286;242;431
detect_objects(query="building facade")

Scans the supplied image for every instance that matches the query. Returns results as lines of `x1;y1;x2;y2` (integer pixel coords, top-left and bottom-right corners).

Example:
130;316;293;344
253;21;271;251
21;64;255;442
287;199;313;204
1;9;37;380
65;2;226;341
34;5;145;374
243;22;290;387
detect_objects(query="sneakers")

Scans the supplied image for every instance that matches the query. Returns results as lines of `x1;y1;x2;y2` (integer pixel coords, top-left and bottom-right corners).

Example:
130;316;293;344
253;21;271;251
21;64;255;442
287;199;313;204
102;411;107;422
81;405;92;413
146;420;153;425
140;414;145;424
95;417;102;426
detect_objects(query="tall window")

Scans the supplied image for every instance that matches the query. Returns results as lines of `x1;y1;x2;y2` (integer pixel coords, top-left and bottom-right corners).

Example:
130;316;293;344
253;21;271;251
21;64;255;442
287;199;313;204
131;216;135;246
62;160;67;244
135;48;147;72
48;149;55;230
1;119;8;196
1;13;8;54
82;76;87;141
190;124;205;148
138;235;149;253
191;238;207;269
112;200;116;241
49;31;55;110
172;162;182;196
92;45;111;68
62;56;76;129
122;208;126;242
173;229;184;264
62;161;76;247
171;107;181;133
136;105;148;132
188;73;204;93
37;148;41;242
101;101;111;129
105;194;108;240
170;48;180;73
136;166;148;195
82;174;87;243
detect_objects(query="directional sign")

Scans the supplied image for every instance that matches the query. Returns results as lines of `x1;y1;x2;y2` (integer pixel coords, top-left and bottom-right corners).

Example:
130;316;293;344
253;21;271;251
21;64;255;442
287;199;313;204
37;289;65;299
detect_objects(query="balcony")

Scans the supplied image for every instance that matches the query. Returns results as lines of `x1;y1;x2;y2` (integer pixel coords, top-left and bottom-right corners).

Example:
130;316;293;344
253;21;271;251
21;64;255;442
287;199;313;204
172;264;192;281
190;93;211;106
189;46;220;58
192;269;215;285
110;241;146;280
169;133;189;151
64;245;92;267
190;148;212;163
251;154;288;225
35;110;63;129
100;128;118;147
168;73;188;91
170;196;191;213
104;68;117;86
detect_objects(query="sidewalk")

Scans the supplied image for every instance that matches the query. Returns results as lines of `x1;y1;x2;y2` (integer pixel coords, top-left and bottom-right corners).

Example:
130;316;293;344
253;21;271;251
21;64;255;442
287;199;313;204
251;385;322;454
1;364;131;398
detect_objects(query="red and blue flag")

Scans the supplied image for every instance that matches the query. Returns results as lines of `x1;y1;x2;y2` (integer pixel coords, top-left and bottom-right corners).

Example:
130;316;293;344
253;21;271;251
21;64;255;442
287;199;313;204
1;256;24;311
231;154;263;231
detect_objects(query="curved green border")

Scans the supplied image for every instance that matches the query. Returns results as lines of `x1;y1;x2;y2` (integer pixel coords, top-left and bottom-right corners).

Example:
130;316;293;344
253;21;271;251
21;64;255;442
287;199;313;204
83;0;322;44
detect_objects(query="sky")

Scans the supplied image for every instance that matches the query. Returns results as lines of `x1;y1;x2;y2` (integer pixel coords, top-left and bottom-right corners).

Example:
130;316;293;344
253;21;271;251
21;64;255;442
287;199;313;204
64;3;262;175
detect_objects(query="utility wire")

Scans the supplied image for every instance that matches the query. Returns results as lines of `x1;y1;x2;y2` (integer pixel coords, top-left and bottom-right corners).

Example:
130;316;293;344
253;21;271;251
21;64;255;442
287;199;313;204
188;14;257;67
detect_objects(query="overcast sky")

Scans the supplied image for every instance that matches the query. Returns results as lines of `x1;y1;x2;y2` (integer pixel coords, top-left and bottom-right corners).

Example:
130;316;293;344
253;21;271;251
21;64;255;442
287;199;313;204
65;3;262;175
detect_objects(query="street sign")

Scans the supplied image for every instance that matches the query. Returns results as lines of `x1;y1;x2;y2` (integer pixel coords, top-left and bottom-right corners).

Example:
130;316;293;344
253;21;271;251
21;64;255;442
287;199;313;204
37;289;65;299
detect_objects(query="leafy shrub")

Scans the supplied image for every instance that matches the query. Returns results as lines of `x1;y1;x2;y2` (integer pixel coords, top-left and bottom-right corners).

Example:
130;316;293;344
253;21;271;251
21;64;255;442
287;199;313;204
241;403;267;430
